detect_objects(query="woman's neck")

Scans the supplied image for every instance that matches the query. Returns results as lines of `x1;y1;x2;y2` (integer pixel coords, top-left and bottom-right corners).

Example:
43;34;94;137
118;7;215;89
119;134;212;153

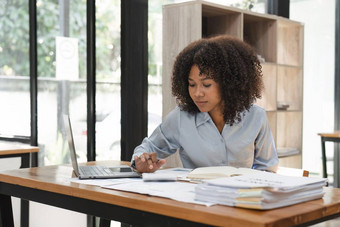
209;111;225;134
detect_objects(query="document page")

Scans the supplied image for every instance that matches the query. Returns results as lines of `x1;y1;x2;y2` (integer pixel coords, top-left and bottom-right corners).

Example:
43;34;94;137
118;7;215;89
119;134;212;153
70;168;213;206
103;181;214;206
205;171;327;191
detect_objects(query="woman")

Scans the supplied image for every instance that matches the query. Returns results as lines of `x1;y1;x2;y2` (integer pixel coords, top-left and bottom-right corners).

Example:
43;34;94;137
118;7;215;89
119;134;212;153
132;35;278;173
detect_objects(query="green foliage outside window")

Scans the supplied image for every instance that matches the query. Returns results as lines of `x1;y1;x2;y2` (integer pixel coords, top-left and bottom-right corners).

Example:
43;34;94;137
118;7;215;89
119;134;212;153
0;0;29;76
0;0;174;81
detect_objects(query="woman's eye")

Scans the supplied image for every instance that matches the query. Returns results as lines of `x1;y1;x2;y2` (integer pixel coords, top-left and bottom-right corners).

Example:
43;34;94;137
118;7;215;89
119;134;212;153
203;84;211;88
188;84;195;87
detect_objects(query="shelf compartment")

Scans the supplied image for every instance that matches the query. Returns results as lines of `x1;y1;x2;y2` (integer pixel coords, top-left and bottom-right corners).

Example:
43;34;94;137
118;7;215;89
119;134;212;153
277;65;303;111
202;4;242;38
276;111;302;149
266;111;277;143
279;154;302;169
277;20;304;66
276;111;302;168
243;14;277;63
256;63;277;111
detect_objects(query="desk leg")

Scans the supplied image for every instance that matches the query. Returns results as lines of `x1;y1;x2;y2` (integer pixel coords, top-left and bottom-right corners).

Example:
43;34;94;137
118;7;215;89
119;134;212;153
87;215;95;227
334;142;340;188
321;138;328;179
20;200;29;227
99;218;111;227
0;194;14;227
20;153;30;227
20;153;30;169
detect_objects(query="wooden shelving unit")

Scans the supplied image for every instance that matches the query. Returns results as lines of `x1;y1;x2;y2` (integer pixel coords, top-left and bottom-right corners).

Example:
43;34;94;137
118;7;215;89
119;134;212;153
162;0;304;168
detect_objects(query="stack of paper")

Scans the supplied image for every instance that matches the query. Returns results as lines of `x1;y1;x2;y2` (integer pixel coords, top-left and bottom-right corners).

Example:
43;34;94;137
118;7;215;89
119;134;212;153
194;171;328;210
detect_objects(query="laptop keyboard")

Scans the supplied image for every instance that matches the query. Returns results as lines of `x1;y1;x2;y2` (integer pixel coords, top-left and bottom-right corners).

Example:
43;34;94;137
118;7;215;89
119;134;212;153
79;166;111;176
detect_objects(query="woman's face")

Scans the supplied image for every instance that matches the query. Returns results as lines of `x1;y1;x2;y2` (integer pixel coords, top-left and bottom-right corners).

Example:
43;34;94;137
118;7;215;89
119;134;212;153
188;65;223;115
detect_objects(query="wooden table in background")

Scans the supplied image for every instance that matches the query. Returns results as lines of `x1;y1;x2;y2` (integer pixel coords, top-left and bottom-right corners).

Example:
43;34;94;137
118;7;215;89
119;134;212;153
0;142;39;167
0;142;39;227
318;131;340;186
1;161;340;227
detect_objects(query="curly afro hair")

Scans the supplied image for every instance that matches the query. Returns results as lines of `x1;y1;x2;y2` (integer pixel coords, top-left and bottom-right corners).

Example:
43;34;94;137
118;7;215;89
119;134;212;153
171;35;263;125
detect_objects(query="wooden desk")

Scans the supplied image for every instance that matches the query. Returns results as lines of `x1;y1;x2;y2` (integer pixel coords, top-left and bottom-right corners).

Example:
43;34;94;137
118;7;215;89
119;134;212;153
0;142;39;168
318;131;340;184
0;142;39;227
1;161;340;227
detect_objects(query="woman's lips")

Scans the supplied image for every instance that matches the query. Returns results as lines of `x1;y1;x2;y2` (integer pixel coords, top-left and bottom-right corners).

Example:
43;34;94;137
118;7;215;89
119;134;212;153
195;101;207;107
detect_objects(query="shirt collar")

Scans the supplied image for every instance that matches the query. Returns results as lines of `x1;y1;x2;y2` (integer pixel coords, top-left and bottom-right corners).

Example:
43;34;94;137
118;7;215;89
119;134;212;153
195;112;211;127
195;111;245;128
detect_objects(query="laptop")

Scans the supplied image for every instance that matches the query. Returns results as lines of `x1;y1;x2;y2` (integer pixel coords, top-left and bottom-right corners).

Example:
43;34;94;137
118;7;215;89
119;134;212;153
63;114;141;179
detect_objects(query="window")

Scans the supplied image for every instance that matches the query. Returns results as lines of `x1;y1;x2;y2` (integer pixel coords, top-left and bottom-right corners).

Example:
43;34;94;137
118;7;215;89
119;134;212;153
95;0;121;161
36;0;87;165
0;1;30;138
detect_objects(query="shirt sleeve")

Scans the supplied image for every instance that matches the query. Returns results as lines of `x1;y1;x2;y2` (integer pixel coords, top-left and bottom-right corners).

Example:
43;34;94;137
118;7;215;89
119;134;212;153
131;107;181;162
252;110;279;172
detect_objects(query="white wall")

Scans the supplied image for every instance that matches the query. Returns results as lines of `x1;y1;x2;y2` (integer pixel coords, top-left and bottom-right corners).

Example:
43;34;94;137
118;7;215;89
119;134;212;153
290;0;335;176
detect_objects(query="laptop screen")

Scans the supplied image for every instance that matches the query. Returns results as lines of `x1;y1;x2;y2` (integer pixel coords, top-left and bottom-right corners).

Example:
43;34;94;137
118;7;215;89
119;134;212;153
63;114;80;177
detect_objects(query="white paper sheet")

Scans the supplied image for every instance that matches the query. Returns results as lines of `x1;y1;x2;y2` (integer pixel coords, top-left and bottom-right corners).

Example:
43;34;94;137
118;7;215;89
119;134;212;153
69;168;212;206
69;177;141;187
103;180;214;206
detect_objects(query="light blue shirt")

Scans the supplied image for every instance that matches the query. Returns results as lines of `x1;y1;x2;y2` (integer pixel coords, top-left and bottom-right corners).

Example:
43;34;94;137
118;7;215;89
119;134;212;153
133;105;278;172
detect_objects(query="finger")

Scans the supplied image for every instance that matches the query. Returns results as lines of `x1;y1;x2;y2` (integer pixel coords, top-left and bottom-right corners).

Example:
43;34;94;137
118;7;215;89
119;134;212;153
147;157;154;168
143;153;151;161
143;153;152;165
135;159;151;173
155;159;166;168
150;152;157;162
140;153;148;162
147;159;166;172
140;153;152;169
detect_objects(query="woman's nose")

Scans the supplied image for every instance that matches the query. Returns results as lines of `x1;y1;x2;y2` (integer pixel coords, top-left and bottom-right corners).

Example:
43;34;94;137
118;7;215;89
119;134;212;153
194;86;204;97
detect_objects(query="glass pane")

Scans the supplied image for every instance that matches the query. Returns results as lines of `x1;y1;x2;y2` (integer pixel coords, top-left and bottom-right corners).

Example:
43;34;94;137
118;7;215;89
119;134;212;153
37;0;87;165
148;84;162;135
95;0;121;161
148;0;175;135
0;1;30;137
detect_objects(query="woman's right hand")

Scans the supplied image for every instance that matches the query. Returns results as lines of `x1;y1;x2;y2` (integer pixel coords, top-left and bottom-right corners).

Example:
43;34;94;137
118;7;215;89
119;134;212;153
133;152;166;173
